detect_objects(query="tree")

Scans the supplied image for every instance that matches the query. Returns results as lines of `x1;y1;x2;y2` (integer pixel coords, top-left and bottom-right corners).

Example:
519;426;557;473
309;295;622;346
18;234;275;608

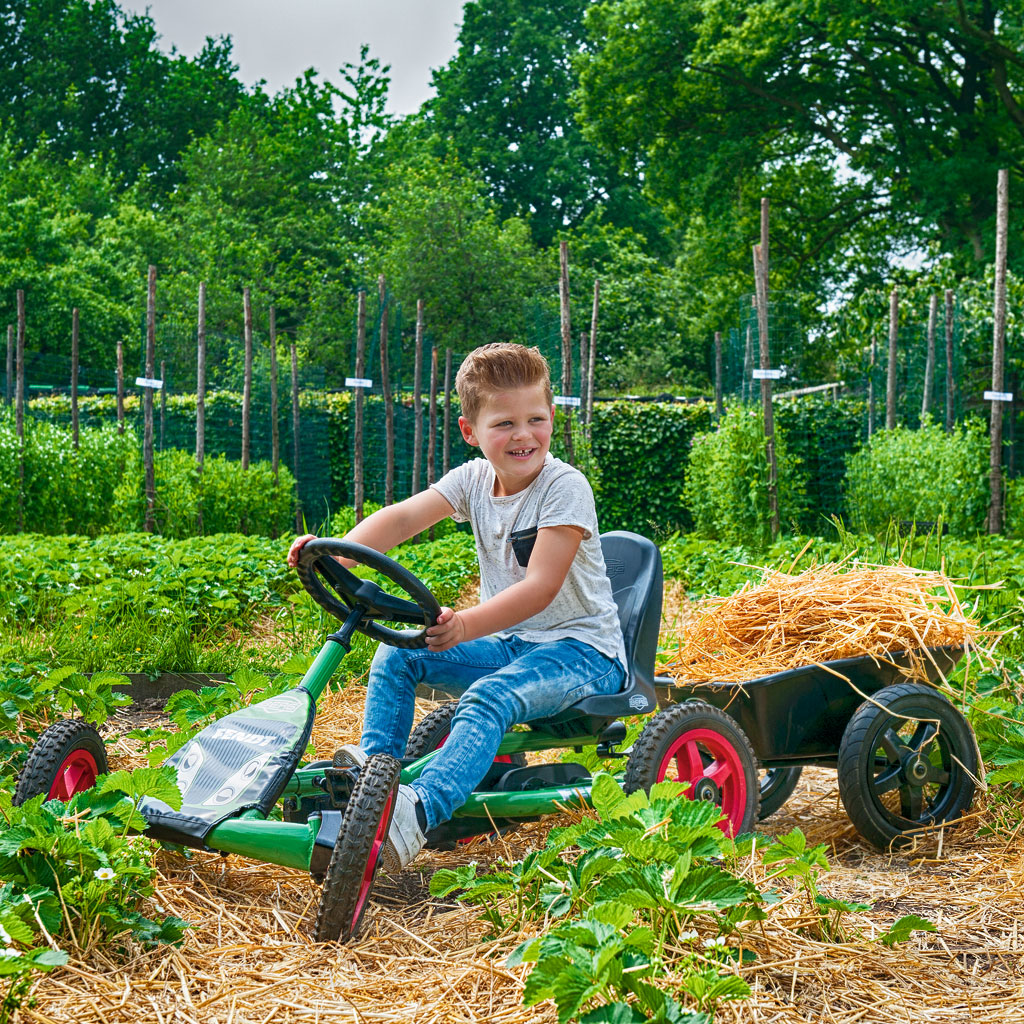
0;0;247;193
426;0;663;249
577;0;1024;280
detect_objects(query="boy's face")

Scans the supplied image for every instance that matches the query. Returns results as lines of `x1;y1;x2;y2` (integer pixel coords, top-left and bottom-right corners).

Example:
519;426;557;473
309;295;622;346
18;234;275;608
459;383;554;495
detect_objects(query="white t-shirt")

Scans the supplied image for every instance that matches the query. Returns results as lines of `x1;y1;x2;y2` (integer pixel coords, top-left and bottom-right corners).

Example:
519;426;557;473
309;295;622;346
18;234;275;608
431;454;626;665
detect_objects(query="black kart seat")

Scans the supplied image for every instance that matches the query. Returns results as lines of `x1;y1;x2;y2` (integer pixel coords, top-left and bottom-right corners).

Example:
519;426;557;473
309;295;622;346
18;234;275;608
538;530;662;726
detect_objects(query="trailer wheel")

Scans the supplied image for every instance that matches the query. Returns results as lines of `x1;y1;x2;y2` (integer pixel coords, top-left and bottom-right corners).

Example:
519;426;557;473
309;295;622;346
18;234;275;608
838;683;977;850
624;701;759;837
757;766;803;820
313;753;400;943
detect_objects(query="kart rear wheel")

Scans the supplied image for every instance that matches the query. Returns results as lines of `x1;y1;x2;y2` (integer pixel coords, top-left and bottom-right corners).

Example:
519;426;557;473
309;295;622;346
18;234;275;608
624;701;759;837
406;702;528;850
313;753;400;943
14;719;107;805
757;766;803;821
838;682;977;850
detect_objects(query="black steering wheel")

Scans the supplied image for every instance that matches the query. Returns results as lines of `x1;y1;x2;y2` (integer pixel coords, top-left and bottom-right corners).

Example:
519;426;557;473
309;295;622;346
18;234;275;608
295;539;442;649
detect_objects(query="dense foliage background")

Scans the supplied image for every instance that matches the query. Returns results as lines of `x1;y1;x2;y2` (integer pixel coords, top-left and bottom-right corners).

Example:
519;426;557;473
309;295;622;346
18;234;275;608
2;0;1023;395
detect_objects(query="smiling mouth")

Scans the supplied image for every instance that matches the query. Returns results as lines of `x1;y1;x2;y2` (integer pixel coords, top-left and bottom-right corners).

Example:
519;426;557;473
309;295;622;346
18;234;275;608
508;448;535;458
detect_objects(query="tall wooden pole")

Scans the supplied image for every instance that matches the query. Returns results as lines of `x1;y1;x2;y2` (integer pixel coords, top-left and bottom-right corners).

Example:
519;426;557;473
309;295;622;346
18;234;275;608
867;335;877;438
378;275;394;506
144;266;156;533
159;358;166;451
988;168;1009;533
443;348;452;476
354;289;366;523
753;197;779;540
587;279;599;431
427;346;438;486
922;293;937;419
269;305;279;485
116;338;124;435
241;286;253;470
5;324;12;405
16;291;25;532
558;240;574;464
886;288;899;430
578;331;588;432
944;289;955;431
71;307;80;449
291;341;301;532
714;330;724;420
412;299;425;496
196;282;206;534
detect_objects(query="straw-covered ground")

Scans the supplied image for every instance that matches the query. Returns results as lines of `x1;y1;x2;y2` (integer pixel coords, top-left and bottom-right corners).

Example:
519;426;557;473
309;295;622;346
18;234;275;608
23;571;1024;1024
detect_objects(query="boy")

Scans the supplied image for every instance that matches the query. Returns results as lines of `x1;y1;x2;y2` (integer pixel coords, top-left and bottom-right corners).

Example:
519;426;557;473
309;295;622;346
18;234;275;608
287;343;625;871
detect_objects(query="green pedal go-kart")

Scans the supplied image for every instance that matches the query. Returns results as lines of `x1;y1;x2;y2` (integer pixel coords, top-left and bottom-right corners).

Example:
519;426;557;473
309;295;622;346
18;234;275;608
14;532;981;942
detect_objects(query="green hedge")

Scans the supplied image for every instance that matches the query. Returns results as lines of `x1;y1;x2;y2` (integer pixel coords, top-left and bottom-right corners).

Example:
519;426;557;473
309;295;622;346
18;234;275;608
589;400;713;536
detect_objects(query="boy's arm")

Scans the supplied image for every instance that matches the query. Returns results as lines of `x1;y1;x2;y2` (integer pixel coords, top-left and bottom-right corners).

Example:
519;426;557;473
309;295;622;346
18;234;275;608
425;524;583;651
287;489;455;567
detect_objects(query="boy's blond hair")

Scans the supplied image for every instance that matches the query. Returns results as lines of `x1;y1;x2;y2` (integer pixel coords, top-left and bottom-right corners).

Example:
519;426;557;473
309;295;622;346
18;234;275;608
455;343;553;422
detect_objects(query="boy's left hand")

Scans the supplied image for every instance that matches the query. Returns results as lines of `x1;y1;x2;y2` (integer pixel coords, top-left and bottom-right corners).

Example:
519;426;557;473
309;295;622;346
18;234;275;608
425;607;466;652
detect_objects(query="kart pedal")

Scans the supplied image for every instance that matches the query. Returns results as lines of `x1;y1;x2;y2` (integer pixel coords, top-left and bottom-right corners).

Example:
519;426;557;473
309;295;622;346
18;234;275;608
317;766;357;809
595;720;628;759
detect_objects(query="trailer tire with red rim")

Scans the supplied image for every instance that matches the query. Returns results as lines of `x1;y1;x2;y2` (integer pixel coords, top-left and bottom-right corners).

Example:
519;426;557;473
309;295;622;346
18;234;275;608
623;700;760;837
13;719;107;805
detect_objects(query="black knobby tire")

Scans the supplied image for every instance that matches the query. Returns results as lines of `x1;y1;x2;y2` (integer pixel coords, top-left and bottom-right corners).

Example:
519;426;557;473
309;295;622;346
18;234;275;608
838;682;978;850
313;753;401;943
14;719;108;805
757;766;804;821
406;702;528;850
623;700;760;837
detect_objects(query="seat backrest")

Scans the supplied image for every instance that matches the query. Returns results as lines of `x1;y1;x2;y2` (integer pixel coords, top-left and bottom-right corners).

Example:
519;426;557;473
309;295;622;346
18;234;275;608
601;531;663;691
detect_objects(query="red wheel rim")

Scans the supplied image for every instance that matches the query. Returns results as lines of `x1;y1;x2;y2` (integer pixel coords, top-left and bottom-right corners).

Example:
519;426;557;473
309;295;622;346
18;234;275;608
351;790;394;928
48;750;99;801
656;727;748;837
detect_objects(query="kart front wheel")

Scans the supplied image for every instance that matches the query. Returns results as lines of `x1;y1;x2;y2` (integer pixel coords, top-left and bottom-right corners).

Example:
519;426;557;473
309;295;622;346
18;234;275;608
838;682;978;850
313;753;400;943
757;766;803;821
624;701;760;837
14;719;107;805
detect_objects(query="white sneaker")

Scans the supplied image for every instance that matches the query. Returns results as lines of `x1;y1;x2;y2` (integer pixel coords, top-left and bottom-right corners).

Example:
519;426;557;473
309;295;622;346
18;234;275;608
333;744;367;768
380;785;427;872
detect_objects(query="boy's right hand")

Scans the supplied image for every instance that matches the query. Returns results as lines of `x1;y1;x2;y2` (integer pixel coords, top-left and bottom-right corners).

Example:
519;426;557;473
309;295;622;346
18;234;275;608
287;534;317;568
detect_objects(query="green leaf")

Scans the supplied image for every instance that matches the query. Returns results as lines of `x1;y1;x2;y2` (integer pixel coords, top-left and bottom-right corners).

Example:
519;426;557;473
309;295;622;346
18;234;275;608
878;914;937;947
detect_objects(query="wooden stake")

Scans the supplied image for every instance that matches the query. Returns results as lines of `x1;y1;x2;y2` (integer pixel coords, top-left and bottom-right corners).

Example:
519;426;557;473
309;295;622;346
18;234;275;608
144;266;156;533
116;338;124;435
378;275;394;506
988;168;1009;533
5;324;11;405
16;290;25;532
944;289;955;431
578;331;588;431
196;282;206;534
587;279;599;431
714;330;724;420
753;197;779;541
241;286;253;471
159;358;166;451
71;307;80;449
443;348;452;476
354;289;366;523
922;294;937;419
558;241;574;464
412;299;424;496
886;287;899;430
868;334;877;438
291;341;301;532
427;346;438;486
270;305;279;486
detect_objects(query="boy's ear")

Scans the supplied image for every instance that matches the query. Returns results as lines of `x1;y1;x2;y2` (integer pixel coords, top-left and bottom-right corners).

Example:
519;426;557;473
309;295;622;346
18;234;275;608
458;415;479;447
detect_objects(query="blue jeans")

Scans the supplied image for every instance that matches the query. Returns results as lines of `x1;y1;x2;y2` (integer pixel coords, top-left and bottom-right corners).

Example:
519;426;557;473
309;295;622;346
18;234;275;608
360;635;626;830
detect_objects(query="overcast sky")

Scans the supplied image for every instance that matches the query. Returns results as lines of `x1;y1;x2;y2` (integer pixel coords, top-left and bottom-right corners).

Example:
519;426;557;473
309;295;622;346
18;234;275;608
120;0;467;115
